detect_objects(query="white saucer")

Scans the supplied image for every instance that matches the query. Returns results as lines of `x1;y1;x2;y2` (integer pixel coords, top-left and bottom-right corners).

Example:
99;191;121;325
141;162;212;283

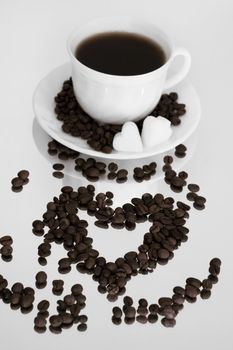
33;62;201;160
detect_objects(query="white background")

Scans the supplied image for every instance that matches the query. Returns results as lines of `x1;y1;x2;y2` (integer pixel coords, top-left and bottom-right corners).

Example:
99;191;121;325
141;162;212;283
0;0;232;349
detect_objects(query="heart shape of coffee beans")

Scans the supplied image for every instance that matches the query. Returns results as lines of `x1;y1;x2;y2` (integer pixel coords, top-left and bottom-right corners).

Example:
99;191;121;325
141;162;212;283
34;185;190;301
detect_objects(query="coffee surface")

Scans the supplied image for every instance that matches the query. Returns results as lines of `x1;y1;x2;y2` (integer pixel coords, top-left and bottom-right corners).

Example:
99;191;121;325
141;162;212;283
75;32;166;76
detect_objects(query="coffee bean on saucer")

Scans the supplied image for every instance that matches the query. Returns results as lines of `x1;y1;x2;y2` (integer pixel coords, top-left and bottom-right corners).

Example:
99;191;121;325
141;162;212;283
108;162;118;172
52;171;64;179
107;172;117;180
53;163;65;171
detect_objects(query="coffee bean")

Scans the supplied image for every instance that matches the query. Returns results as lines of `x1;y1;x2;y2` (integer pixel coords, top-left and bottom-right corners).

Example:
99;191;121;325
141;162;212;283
210;258;221;267
35;271;47;287
20;294;34;309
148;313;158;323
209;265;220;277
202;279;213;290
112;316;122;325
158;297;173;307
78;315;88;323
161;305;176;319
163;155;173;164
112;307;122;318
53;163;64;171
173;286;185;295
1;245;13;257
161;317;176;327
17;170;29;181
208;274;218;284
24;287;35;295
34;315;47;328
50;315;62;328
77;323;87;331
148;304;159;314
188;184;200;192
52;280;64;294
186;277;201;289
158;249;170;259
0;235;13;246
193;202;205;210
124;306;136;318
11;177;23;187
123;296;133;306
38;300;50;312
194;196;206;205
11;282;23;294
49;325;62;334
71;284;83;296
186;192;198;201
61;313;73;326
185;285;199;298
108;162;118;172
200;289;211;299
52;171;64;179
136;315;147;324
172;294;185;305
64;294;76;306
178;171;188;179
175;144;187;153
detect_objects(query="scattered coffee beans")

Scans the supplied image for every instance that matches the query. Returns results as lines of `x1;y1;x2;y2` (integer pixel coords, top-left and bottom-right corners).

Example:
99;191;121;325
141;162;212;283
112;257;221;327
133;162;157;182
0;235;13;261
53;163;65;171
11;170;29;192
52;171;64;179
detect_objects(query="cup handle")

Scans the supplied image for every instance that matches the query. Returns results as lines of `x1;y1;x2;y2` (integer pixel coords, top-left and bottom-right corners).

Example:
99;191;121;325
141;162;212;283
164;47;191;90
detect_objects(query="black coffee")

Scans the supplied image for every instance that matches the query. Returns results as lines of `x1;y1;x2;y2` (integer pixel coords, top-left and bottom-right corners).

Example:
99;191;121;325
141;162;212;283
75;32;166;76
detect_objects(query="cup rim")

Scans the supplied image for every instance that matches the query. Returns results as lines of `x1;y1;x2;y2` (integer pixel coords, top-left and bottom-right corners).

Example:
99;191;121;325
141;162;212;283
66;16;174;80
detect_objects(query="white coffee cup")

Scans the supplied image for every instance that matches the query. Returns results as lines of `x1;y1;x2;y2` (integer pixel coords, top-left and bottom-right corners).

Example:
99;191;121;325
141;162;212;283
67;17;191;124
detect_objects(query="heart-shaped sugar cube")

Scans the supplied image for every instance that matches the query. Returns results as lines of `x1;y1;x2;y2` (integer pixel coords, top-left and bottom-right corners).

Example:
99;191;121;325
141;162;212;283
141;116;172;149
113;121;143;153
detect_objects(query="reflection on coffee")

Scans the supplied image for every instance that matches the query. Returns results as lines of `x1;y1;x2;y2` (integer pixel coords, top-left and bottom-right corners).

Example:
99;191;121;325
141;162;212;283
75;32;166;76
